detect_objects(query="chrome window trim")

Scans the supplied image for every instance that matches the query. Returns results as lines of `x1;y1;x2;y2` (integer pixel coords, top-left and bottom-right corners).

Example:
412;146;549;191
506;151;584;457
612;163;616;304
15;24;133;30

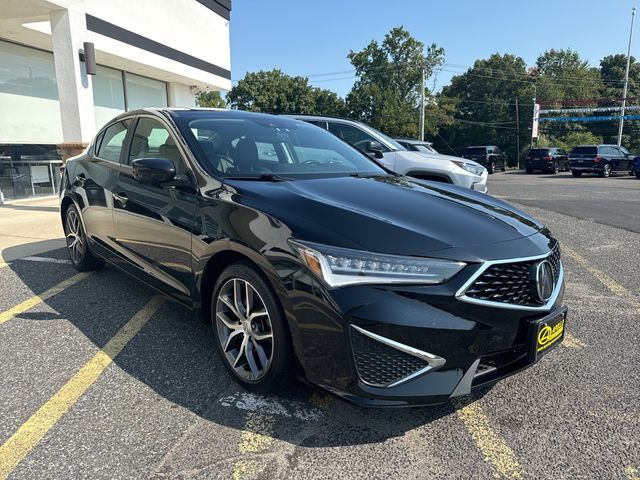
455;248;564;312
351;325;446;389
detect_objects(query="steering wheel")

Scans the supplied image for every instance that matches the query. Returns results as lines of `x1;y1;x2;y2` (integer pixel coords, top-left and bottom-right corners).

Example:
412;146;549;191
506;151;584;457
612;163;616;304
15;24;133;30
302;160;322;166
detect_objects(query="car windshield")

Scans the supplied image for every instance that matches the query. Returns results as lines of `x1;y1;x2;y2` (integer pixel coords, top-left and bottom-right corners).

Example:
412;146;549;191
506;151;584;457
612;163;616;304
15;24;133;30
463;147;486;155
415;144;439;154
173;112;387;179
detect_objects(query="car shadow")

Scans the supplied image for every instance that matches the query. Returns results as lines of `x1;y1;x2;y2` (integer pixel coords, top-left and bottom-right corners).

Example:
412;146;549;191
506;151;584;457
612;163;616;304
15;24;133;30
3;240;491;449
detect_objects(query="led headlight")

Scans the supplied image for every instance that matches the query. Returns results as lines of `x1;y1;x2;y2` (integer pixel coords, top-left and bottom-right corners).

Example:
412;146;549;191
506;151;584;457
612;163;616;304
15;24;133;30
290;240;466;287
452;160;485;176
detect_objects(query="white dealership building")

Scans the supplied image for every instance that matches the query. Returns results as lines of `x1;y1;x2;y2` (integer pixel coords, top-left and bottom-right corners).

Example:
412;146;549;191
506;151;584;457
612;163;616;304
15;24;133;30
0;0;231;200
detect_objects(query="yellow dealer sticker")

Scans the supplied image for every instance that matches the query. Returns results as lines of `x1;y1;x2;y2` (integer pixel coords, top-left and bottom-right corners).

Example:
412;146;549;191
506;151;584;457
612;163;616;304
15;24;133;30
537;318;565;352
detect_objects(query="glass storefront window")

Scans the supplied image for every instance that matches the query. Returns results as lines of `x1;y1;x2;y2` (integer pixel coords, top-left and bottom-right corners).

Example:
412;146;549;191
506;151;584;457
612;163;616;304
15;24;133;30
93;65;126;130
0;40;63;144
0;144;62;200
125;73;168;110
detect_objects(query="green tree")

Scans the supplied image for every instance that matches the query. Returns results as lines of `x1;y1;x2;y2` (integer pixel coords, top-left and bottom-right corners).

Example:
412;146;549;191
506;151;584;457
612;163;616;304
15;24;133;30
195;90;227;108
534;49;601;104
436;53;533;164
345;27;445;137
227;69;345;115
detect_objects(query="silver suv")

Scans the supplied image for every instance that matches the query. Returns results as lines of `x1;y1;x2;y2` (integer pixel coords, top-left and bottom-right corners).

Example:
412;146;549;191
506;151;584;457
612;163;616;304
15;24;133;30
287;115;488;193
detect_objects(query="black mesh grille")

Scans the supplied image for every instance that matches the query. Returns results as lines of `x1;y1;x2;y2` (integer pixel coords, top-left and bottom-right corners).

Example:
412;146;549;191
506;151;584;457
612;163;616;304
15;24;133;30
465;245;561;307
351;328;429;387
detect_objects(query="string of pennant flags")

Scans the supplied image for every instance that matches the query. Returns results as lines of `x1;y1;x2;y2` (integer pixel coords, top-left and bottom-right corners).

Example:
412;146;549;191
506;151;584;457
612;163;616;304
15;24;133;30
532;101;640;136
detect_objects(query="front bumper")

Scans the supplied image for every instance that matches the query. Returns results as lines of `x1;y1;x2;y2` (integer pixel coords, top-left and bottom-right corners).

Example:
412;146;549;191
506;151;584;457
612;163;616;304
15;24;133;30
284;241;567;407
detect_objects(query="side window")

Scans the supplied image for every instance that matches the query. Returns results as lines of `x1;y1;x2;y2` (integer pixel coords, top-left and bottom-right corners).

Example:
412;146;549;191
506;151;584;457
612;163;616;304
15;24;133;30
327;122;386;153
256;142;279;162
129;117;186;173
304;120;327;129
96;120;130;163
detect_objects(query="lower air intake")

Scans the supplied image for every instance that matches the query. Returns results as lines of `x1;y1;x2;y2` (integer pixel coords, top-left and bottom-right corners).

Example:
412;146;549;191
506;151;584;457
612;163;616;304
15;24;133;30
350;326;431;388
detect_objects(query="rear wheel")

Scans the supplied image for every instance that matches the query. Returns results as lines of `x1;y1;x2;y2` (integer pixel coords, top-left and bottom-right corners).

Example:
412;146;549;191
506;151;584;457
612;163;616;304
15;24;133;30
487;162;495;174
551;162;559;174
212;263;293;392
64;205;104;271
525;168;533;174
571;170;582;177
635;172;640;179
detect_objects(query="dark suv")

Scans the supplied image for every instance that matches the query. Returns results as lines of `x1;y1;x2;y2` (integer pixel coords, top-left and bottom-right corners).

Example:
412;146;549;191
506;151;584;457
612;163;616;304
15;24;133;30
524;148;568;174
462;146;507;174
568;145;634;177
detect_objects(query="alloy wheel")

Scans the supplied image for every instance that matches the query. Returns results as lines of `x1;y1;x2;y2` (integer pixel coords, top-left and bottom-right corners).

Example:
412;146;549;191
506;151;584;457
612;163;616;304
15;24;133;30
215;278;274;381
65;209;84;265
603;164;611;177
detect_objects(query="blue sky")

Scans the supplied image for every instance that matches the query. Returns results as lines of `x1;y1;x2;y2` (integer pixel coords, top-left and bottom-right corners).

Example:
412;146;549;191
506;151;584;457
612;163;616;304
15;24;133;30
229;0;638;96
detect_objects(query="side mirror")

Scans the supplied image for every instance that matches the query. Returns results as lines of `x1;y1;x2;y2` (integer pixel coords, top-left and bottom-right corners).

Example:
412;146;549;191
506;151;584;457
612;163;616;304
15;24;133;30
366;141;385;159
132;157;176;184
132;157;191;187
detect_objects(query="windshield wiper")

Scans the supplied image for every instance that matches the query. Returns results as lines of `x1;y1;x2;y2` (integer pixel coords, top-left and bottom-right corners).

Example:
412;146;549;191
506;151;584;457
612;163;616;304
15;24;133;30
225;173;292;182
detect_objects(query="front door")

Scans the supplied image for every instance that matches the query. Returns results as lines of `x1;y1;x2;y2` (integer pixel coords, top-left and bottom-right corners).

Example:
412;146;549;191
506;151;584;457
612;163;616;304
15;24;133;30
112;115;198;304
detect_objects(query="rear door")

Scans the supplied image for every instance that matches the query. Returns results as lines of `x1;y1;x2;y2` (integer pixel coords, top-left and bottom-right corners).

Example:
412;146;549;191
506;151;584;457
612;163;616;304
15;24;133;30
112;115;198;304
616;146;632;171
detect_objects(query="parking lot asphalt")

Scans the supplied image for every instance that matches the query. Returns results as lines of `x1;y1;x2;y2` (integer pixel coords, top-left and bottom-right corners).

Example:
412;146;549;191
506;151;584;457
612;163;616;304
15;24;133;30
0;174;638;479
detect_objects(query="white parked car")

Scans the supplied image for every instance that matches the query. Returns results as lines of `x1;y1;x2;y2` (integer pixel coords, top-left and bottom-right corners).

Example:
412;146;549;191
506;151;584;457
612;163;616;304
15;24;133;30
287;115;488;193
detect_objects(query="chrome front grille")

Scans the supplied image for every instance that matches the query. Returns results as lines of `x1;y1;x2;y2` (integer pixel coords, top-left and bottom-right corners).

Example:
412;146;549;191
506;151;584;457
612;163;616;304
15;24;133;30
459;244;563;310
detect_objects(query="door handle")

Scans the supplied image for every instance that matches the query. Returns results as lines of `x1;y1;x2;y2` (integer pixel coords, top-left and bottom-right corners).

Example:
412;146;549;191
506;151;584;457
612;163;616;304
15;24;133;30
112;192;128;206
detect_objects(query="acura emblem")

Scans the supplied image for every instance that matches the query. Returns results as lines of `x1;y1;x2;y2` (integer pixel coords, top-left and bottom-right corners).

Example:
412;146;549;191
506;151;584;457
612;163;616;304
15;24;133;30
533;260;554;302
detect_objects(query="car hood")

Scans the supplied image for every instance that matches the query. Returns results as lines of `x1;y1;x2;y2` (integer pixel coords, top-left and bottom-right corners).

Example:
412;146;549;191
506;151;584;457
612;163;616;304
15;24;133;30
414;152;485;169
223;175;547;261
393;151;454;172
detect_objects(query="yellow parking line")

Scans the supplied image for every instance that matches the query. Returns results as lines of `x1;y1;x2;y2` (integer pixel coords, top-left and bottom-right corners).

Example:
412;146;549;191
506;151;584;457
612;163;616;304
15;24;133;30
232;412;275;480
563;246;639;309
0;272;92;326
0;295;164;479
0;260;9;269
455;400;524;479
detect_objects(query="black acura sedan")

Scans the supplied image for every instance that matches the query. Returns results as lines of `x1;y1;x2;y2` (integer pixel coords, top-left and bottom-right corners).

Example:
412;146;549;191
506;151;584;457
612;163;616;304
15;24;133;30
60;108;567;407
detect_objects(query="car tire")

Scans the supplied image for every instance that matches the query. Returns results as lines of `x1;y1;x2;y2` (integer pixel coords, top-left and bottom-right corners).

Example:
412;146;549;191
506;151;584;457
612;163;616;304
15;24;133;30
64;204;104;271
211;262;294;393
501;164;507;172
525;168;532;174
551;162;559;174
571;170;582;177
488;162;495;174
636;172;640;179
600;164;612;178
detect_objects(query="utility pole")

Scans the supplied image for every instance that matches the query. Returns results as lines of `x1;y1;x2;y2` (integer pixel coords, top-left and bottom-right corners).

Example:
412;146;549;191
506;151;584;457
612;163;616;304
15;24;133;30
515;98;520;169
618;6;636;146
419;66;425;141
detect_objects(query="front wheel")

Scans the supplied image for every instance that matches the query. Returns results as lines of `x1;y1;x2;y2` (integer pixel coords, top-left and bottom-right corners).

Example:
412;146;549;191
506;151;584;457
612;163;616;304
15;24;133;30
571;170;582;177
212;263;293;393
635;172;640;179
525;168;533;174
64;205;104;271
487;162;495;174
551;162;559;174
600;164;612;177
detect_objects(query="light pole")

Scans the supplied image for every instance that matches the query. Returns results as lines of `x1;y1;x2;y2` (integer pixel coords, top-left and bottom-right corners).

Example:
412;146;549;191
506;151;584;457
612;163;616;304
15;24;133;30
419;66;425;141
617;6;636;146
